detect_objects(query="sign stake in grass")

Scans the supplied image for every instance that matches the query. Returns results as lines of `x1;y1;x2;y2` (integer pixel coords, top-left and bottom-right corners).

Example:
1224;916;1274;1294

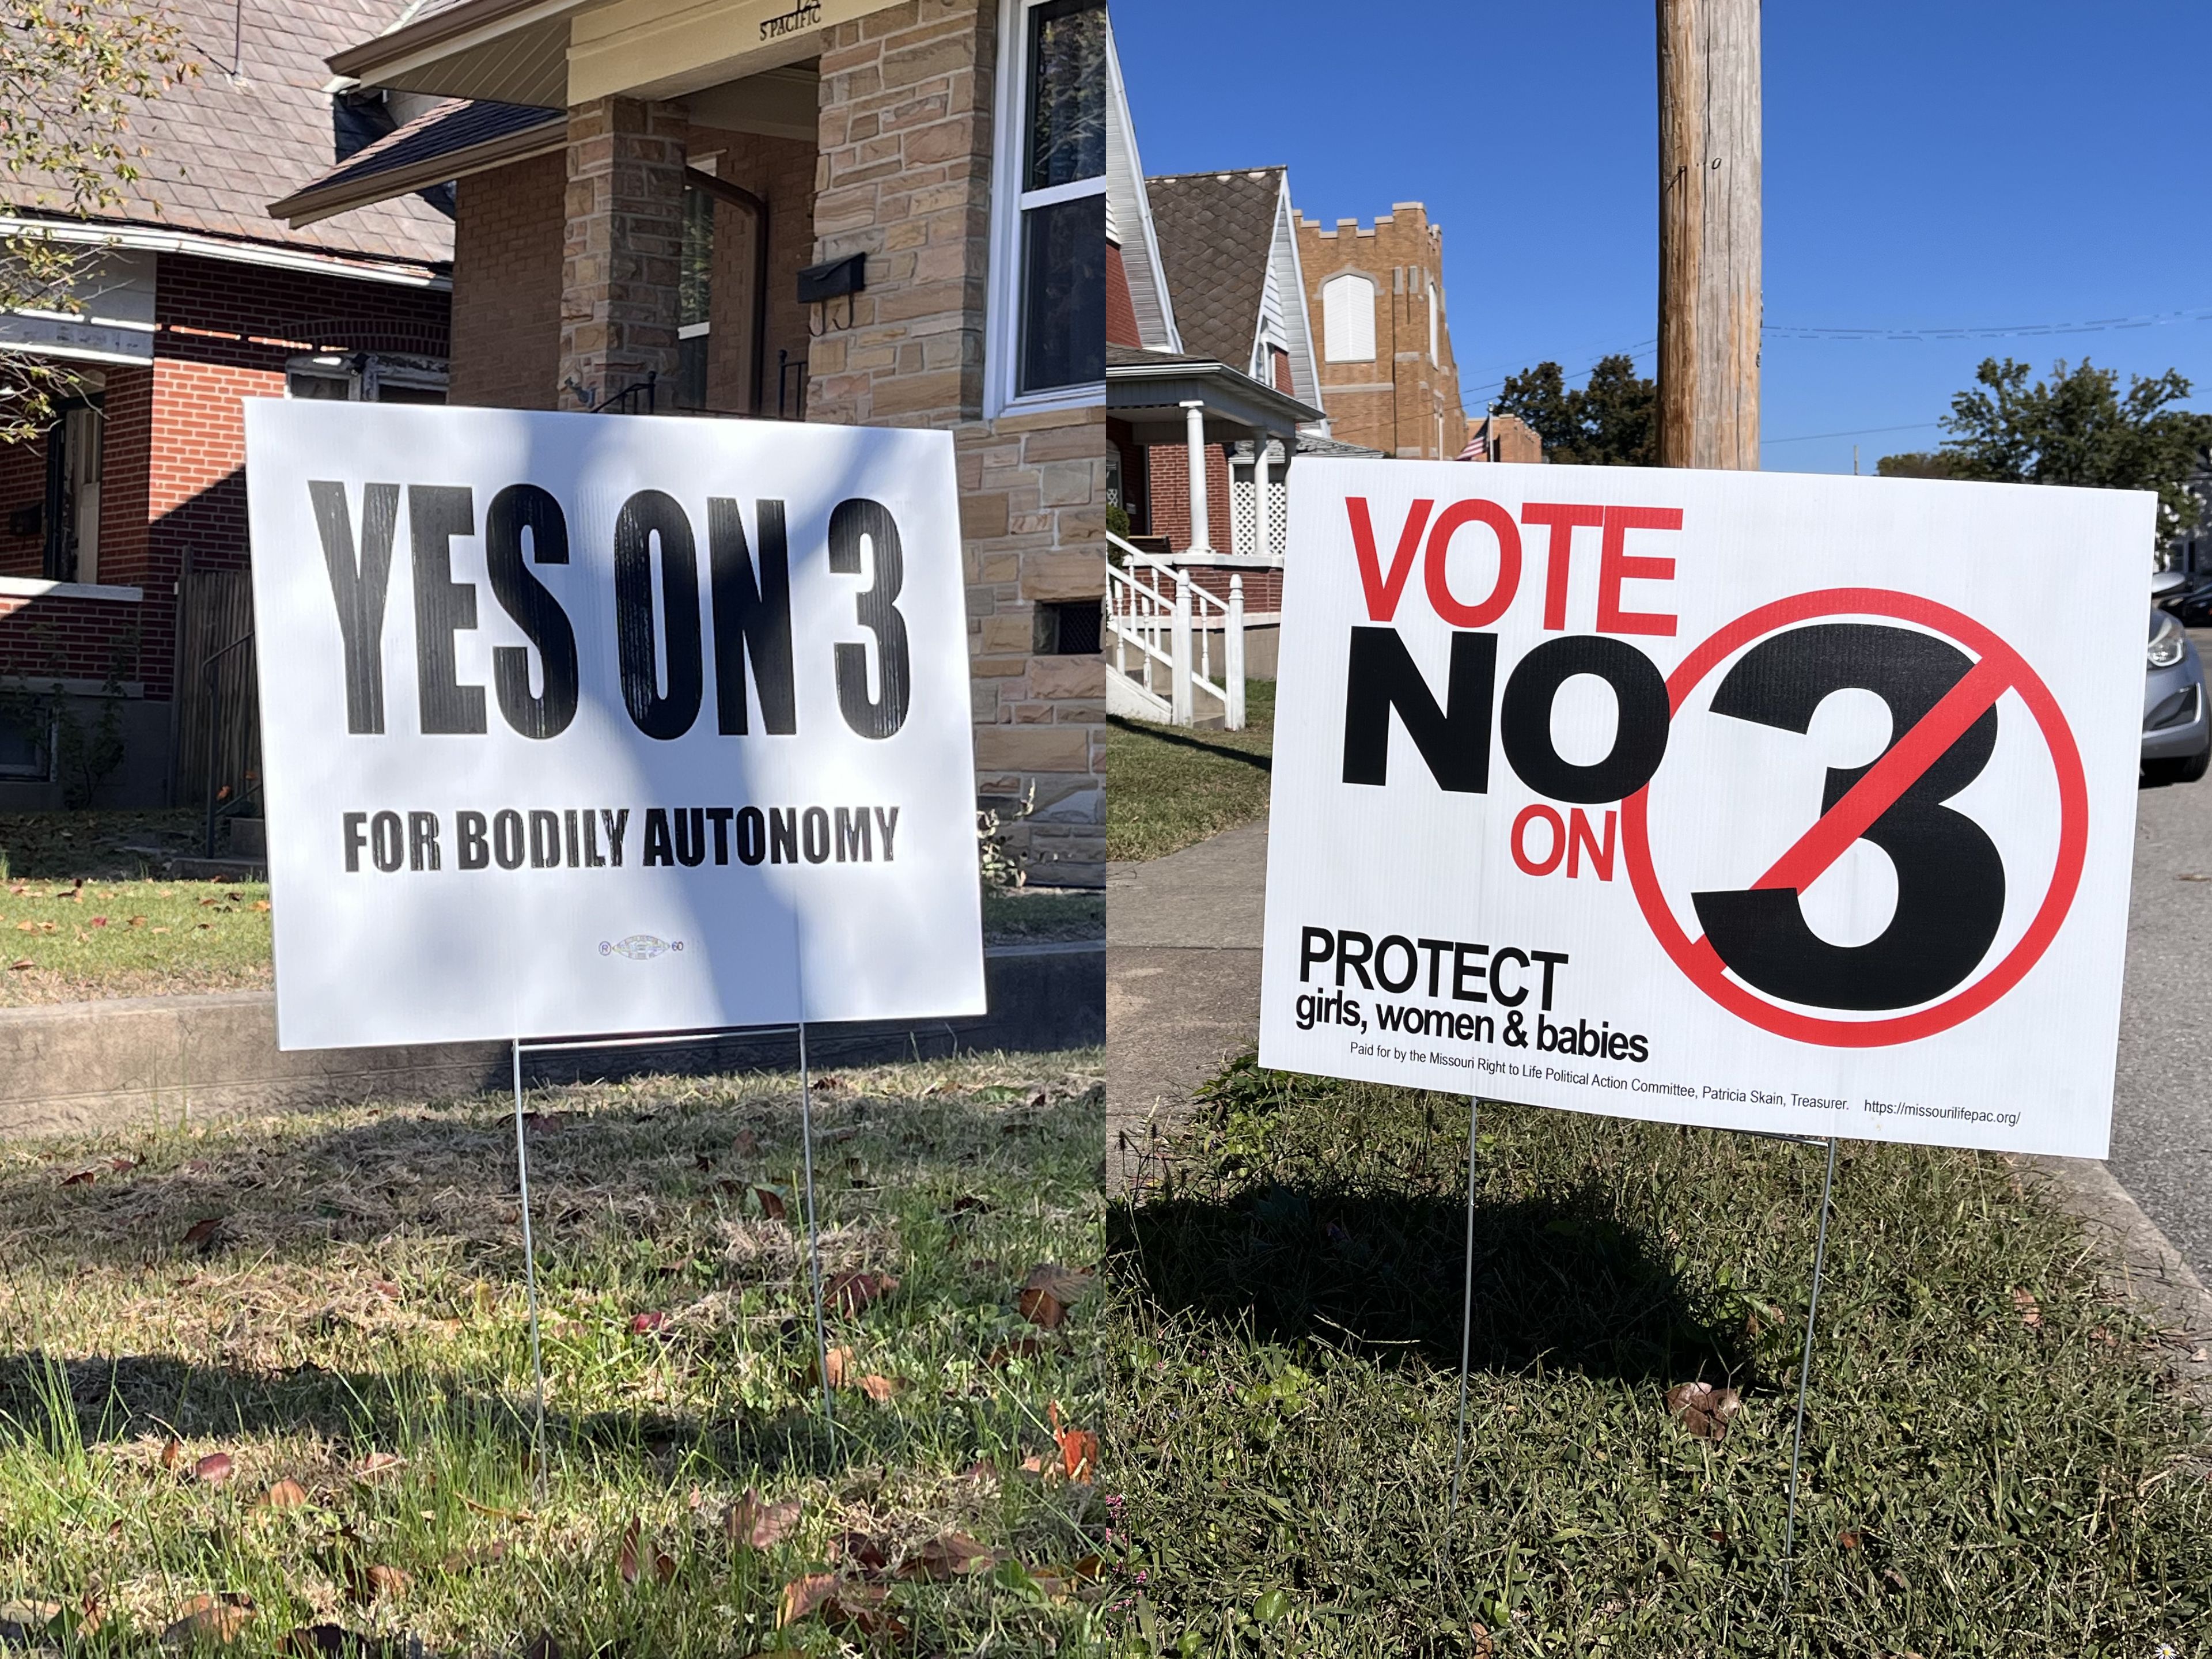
510;1037;550;1498
1446;1094;1480;1546
797;1017;836;1429
1782;1134;1840;1594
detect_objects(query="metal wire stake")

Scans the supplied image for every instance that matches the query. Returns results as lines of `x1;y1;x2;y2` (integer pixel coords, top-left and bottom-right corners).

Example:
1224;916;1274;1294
796;1018;835;1428
1446;1097;1480;1544
510;1037;549;1498
1783;1135;1839;1594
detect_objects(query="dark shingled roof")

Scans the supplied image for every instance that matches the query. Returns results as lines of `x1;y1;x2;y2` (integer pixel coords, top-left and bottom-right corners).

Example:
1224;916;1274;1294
0;0;453;266
281;97;561;209
1145;167;1285;376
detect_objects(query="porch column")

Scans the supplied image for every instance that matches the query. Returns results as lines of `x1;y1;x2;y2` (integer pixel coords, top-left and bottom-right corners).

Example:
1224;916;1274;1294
558;96;687;411
1182;400;1213;554
1251;439;1271;556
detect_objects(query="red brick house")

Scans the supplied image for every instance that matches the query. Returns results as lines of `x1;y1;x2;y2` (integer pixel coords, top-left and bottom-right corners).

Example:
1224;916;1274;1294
268;0;1111;884
0;1;454;810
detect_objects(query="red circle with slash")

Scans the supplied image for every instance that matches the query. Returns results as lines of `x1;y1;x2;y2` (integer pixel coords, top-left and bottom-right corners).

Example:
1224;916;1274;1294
1619;588;2088;1048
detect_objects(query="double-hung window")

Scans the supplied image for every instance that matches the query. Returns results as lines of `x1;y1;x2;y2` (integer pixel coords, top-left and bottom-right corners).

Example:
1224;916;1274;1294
990;0;1106;416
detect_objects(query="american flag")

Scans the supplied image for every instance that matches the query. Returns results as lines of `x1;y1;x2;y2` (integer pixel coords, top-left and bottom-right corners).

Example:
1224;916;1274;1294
1456;423;1488;462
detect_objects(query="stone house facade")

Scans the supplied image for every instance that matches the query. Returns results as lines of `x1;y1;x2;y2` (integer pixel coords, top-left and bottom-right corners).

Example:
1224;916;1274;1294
285;0;1109;884
1296;200;1464;461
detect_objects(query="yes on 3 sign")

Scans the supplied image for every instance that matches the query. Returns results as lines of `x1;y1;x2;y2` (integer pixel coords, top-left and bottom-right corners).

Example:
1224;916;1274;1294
1259;460;2151;1159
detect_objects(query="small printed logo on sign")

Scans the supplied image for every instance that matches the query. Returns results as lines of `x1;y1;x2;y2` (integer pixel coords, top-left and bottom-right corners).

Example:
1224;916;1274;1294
600;935;685;960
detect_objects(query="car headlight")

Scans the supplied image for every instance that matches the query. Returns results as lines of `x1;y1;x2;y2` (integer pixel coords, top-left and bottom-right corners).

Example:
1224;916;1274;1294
2150;612;2187;668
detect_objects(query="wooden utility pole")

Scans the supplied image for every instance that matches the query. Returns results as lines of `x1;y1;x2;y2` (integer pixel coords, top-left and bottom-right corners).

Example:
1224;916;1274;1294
1657;0;1761;468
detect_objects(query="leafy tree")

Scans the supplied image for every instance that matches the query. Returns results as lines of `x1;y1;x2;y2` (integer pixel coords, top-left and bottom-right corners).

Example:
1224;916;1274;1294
1493;353;1656;467
1878;357;2212;546
0;1;190;441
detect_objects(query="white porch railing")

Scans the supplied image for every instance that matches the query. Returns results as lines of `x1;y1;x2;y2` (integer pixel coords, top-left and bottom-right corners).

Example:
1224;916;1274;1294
1106;530;1245;730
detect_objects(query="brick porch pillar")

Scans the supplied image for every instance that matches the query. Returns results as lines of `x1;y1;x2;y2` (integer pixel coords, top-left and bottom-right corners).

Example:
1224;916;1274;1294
558;97;687;410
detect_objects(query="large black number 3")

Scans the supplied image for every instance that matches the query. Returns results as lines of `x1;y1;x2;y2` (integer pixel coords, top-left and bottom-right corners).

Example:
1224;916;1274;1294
828;498;911;740
1691;623;2005;1012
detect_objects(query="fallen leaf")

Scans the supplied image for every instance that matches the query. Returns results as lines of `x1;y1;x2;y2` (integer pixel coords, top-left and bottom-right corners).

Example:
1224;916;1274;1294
370;1281;402;1302
183;1217;226;1248
825;1269;899;1316
858;1373;899;1403
1017;1264;1095;1330
160;1593;252;1646
803;1345;855;1389
629;1310;667;1335
899;1531;996;1580
257;1479;309;1510
440;1539;509;1574
654;1543;678;1584
777;1573;839;1627
128;915;145;927
353;1452;406;1482
725;1487;803;1548
986;1336;1054;1368
2012;1287;2043;1329
832;1533;891;1575
153;926;169;934
88;915;107;927
821;1584;906;1638
1056;1424;1099;1480
253;900;271;912
618;1518;642;1585
7;960;31;971
60;1164;103;1186
813;1074;846;1090
1664;1381;1743;1441
162;1438;183;1471
755;1186;787;1221
194;1452;234;1483
1838;1531;1861;1550
949;1194;993;1216
355;1564;410;1602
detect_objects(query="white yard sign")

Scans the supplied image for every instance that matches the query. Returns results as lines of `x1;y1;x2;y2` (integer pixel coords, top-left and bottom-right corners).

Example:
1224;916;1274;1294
1259;461;2151;1159
245;402;984;1050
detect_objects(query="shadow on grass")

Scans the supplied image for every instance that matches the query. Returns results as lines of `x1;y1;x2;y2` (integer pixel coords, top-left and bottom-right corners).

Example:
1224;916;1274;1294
1105;717;1272;772
1111;1179;1748;1385
0;1345;860;1479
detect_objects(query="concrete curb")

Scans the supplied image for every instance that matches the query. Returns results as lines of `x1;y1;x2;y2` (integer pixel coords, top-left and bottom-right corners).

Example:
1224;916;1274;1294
2024;1154;2212;1407
0;941;1101;1141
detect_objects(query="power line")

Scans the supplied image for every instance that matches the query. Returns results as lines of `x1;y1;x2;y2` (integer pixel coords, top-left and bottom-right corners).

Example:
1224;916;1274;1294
1764;305;2212;343
1761;420;1942;447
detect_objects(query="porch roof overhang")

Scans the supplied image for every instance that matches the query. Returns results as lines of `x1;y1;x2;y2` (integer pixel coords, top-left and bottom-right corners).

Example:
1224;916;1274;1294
1106;346;1323;449
268;100;566;229
327;0;889;109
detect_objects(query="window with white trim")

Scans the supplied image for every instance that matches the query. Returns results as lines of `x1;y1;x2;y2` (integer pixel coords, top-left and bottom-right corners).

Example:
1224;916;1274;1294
1322;271;1376;362
989;0;1105;415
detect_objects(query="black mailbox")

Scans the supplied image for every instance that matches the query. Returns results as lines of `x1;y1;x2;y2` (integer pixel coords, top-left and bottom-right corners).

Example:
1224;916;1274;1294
796;252;866;305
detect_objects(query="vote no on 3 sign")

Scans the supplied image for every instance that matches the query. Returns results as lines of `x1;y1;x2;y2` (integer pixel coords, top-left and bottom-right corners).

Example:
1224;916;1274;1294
1257;460;2153;1160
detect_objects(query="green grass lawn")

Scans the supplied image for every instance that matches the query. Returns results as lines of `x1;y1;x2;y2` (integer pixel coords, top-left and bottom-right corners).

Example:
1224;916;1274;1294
0;1052;1112;1656
0;813;1096;1006
1101;1057;2212;1655
1105;682;1275;863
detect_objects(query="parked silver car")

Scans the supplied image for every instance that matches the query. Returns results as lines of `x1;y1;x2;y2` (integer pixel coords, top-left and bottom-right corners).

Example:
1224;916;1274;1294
2145;580;2210;783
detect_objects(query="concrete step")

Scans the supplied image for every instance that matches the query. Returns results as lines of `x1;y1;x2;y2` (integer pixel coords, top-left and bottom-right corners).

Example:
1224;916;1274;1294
0;941;1103;1139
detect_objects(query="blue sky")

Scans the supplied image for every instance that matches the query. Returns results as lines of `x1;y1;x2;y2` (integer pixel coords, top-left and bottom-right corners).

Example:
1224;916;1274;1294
1112;1;2212;475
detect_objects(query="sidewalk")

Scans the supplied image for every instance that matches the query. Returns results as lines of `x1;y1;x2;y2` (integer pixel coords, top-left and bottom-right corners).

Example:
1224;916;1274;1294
1105;816;1267;1190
